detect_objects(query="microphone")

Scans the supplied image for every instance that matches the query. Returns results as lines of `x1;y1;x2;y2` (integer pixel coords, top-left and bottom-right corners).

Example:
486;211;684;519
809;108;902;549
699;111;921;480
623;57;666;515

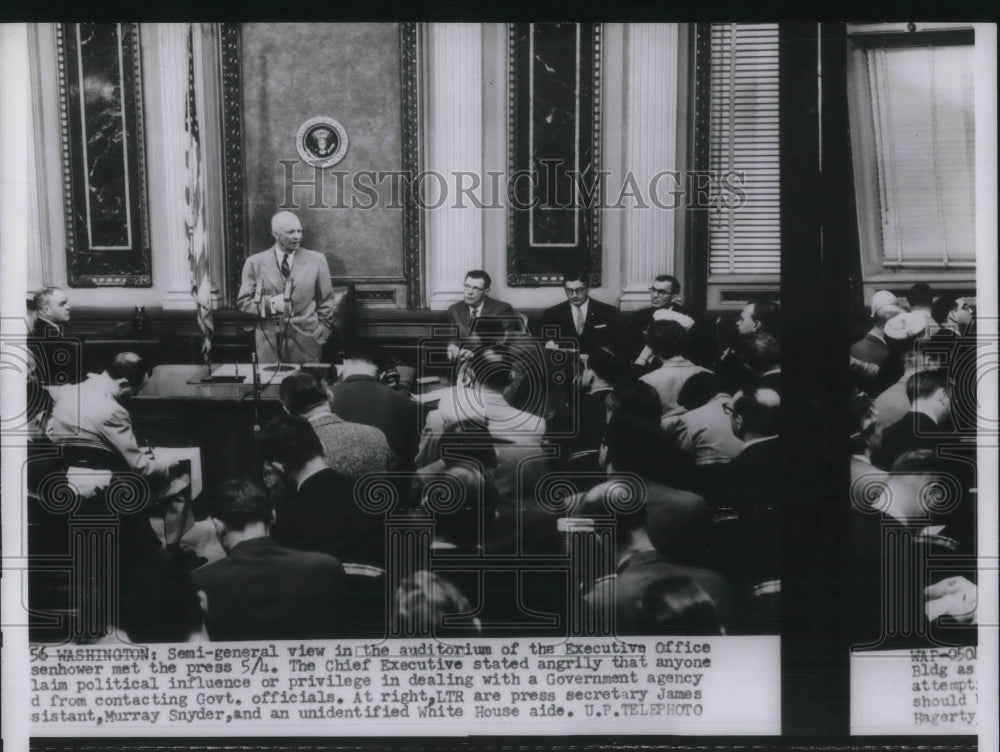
253;279;263;313
283;277;293;319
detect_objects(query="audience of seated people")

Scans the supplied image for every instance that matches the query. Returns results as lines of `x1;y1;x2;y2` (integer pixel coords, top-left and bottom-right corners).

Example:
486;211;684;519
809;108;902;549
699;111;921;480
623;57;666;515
40;275;981;643
847;282;977;649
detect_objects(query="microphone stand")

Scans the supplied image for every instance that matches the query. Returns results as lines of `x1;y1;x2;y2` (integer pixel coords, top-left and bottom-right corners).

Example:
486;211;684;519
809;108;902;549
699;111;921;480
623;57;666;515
245;324;263;479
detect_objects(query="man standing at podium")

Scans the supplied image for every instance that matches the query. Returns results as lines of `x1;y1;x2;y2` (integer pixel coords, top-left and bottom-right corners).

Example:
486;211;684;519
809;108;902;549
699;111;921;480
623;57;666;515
237;211;336;363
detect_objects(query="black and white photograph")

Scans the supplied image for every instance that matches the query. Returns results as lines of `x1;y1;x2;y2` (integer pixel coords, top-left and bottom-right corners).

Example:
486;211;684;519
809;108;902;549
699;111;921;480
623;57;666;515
0;18;995;752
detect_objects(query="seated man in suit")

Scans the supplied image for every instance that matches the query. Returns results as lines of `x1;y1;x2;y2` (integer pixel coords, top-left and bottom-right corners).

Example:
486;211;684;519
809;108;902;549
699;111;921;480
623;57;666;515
578;414;732;635
850;450;976;649
446;270;520;361
329;348;422;471
279;371;395;479
873;368;952;469
28;285;80;390
416;345;547;468
848;393;888;515
627;274;693;360
541;269;621;356
260;414;385;567
739;331;781;393
192;477;347;641
48;352;174;480
639;320;711;417
236;210;336;364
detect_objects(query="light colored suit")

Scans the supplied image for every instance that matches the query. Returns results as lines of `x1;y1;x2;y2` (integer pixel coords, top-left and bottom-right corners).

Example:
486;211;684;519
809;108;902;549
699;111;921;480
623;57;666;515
237;246;335;363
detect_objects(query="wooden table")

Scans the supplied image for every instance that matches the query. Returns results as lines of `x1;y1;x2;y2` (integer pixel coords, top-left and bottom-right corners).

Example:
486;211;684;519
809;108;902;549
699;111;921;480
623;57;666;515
130;365;286;492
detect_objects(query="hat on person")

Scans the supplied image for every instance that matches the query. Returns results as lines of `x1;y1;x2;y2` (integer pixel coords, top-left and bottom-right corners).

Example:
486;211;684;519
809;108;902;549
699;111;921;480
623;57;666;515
870;289;897;317
884;311;927;341
652;308;695;330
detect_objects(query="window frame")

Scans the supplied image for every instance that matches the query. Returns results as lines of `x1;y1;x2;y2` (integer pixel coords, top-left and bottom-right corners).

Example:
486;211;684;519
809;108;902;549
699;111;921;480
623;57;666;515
845;22;978;297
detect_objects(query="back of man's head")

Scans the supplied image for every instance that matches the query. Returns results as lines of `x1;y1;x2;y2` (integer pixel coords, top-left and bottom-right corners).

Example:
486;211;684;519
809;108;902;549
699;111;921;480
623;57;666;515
279;371;328;414
107;352;148;390
646;320;688;360
739;331;780;374
677;371;725;411
587;345;628;384
905;368;949;405
733;385;781;438
206;477;273;532
608;378;662;428
466;346;511;392
260;414;324;473
604;413;667;480
748;297;780;334
907;282;934;310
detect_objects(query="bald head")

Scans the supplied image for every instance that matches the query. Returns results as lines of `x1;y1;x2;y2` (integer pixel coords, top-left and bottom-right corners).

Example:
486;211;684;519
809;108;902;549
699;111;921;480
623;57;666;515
271;211;303;252
731;386;780;440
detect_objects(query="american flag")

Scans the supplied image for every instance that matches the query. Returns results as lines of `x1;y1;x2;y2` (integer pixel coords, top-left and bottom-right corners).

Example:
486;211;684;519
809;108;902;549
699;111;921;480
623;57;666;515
185;23;213;364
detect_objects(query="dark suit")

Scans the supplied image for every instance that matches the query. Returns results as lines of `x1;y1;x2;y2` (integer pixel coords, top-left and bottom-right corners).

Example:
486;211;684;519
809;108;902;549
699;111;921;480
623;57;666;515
874;412;943;469
583;550;732;635
541;298;621;355
329;374;421;470
273;467;385;566
446;297;519;349
192;537;346;641
236;246;336;363
29;318;81;388
850;332;891;368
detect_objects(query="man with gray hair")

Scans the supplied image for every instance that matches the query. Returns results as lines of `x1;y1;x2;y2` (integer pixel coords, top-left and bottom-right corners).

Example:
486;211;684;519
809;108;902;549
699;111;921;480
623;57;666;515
237;211;336;363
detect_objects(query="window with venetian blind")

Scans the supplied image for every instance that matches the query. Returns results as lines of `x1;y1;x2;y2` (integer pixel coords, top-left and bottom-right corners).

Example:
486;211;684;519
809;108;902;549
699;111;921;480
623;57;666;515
847;25;976;284
706;23;781;280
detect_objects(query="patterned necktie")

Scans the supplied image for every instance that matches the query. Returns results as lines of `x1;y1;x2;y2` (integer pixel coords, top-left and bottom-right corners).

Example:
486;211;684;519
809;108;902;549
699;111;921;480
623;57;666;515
470;306;478;326
575;305;585;335
280;253;291;278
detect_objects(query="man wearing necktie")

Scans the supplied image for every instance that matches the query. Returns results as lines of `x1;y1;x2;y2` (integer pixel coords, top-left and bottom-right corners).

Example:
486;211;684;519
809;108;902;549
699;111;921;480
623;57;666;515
445;270;518;361
541;269;622;357
237;211;336;364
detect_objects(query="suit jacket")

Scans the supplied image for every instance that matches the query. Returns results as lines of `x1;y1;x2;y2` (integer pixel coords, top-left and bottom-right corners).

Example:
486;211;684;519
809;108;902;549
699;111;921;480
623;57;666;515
849;332;891;368
446;297;519;348
661;394;744;465
639;356;711;416
416;387;548;468
192;537;346;641
583;550;732;635
236;246;335;363
29;317;81;388
306;408;396;478
47;372;169;478
329;375;422;469
541;297;621;355
273;467;385;567
874;411;943;469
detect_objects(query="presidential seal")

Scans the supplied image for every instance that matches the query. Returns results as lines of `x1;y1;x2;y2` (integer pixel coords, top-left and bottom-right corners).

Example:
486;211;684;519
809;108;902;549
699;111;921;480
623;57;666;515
296;116;349;168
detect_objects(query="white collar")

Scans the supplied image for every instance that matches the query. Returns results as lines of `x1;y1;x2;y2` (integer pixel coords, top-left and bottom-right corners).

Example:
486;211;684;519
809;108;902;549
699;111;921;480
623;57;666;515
274;245;296;267
742;435;778;450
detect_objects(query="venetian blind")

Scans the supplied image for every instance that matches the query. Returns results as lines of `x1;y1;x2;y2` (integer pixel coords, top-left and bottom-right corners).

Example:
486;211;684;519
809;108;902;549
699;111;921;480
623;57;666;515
867;44;975;267
708;23;781;276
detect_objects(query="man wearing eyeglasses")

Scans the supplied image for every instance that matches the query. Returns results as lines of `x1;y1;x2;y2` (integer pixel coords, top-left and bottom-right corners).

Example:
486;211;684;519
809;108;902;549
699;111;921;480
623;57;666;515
627;275;692;361
446;270;519;361
541;269;622;356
